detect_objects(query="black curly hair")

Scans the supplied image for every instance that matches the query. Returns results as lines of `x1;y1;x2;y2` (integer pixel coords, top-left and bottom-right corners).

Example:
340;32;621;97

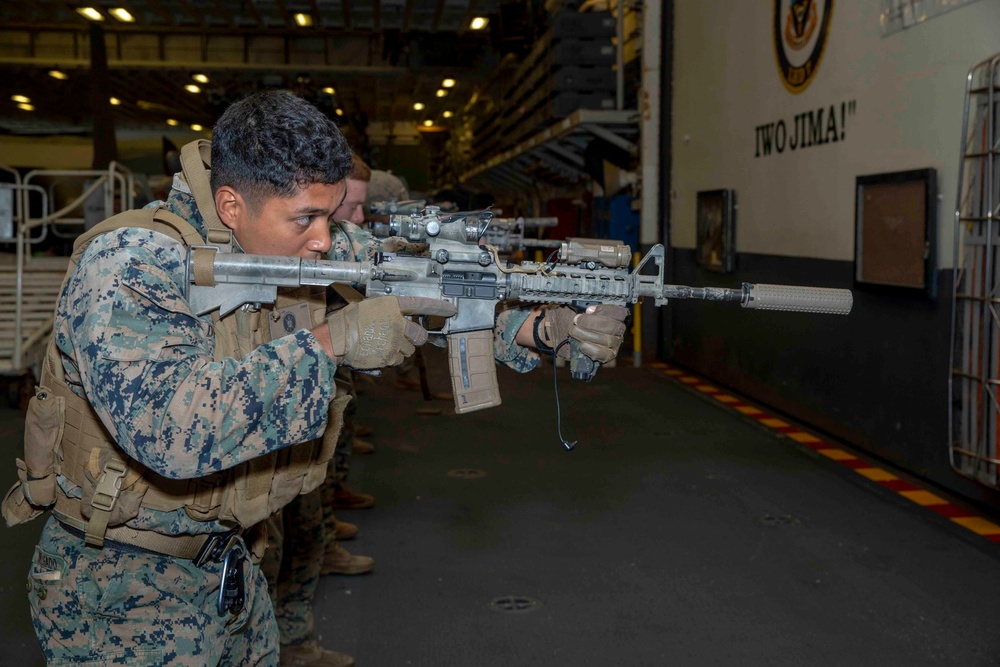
211;90;353;215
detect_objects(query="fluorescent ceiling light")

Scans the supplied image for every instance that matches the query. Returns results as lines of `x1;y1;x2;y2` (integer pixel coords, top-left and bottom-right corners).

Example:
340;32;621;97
442;79;456;88
109;8;134;22
423;120;433;127
413;102;425;111
17;103;35;111
166;119;179;126
191;124;204;131
443;111;454;118
11;95;30;104
192;73;209;84
335;108;344;116
323;87;336;95
185;84;201;94
76;7;104;21
294;13;313;27
49;70;68;80
436;89;447;98
109;97;121;105
470;17;488;30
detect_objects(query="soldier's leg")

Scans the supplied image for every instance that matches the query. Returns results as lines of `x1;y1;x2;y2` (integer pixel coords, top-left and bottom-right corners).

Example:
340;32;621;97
29;516;276;666
273;488;324;646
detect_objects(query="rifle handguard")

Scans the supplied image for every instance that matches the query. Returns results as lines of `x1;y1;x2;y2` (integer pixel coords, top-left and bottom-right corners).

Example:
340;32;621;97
447;330;502;413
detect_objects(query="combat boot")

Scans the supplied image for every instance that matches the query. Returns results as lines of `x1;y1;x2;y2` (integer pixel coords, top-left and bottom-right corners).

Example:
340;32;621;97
330;484;375;510
331;518;358;540
352;437;375;455
322;542;375;575
279;640;354;667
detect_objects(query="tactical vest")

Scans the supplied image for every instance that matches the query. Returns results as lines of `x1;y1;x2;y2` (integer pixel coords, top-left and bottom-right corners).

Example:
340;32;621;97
2;140;349;557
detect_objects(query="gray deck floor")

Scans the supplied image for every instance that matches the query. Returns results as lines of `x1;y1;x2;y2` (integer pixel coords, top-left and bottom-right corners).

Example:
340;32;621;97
2;349;1000;666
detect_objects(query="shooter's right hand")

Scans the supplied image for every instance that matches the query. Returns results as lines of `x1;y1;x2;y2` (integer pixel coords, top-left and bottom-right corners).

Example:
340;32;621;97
326;296;457;369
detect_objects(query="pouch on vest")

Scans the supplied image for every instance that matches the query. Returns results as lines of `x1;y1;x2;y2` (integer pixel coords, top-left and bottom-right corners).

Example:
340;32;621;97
2;385;65;527
301;393;352;493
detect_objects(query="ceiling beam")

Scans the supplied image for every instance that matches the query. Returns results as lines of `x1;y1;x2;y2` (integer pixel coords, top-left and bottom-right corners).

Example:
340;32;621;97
244;0;265;29
308;0;323;29
342;0;352;30
276;0;292;29
212;0;235;28
403;0;414;32
432;0;446;32
461;0;479;32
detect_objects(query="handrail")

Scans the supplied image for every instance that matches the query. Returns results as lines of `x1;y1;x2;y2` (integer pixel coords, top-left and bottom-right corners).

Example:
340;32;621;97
9;162;135;375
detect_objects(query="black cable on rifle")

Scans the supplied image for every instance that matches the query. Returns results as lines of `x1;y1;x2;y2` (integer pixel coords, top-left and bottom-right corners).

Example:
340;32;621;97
552;340;577;452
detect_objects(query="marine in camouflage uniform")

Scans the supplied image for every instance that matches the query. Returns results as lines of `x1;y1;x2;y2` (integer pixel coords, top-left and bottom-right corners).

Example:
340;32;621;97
7;91;359;666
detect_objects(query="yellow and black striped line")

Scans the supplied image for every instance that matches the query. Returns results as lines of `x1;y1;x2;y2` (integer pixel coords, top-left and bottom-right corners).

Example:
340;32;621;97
653;362;1000;546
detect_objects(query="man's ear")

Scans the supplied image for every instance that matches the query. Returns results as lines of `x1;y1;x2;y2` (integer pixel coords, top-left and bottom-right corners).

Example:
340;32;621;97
215;186;244;231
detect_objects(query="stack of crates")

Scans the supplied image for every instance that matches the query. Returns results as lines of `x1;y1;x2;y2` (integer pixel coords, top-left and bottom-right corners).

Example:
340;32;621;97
497;8;618;150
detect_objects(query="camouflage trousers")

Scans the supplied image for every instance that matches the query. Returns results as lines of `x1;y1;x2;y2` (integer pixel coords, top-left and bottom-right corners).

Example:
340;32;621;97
261;487;324;646
330;369;357;485
29;516;276;666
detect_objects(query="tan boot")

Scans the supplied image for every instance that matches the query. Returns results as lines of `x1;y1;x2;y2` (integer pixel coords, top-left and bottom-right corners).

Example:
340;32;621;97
279;640;354;667
330;484;374;510
352;437;375;455
332;518;358;541
322;542;374;576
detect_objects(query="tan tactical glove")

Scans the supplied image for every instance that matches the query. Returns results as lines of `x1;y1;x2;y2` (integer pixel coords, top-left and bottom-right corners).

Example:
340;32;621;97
535;304;629;363
327;296;457;369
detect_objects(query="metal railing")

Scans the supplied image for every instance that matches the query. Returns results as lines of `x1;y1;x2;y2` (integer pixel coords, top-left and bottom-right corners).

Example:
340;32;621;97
2;161;134;375
949;52;1000;488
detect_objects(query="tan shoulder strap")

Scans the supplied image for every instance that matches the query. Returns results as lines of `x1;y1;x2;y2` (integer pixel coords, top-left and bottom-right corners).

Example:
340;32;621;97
179;139;233;248
71;207;205;263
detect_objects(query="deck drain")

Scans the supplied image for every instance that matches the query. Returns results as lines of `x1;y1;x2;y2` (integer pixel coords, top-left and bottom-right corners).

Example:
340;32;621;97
758;513;798;526
489;595;542;613
447;468;487;479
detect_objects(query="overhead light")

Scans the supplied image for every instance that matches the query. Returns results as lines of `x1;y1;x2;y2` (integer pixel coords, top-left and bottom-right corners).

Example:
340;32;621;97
442;79;456;88
443;111;454;118
413;102;425;111
335;108;344;117
49;70;68;80
192;73;209;84
191;124;204;132
11;95;30;104
109;97;121;105
185;84;201;94
470;16;488;30
436;89;447;98
322;87;336;95
17;103;34;111
166;119;179;126
76;7;104;21
423;120;433;127
109;8;134;22
294;13;313;27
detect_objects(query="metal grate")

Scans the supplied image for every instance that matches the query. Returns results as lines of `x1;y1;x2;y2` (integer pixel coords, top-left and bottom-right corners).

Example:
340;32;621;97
949;52;1000;489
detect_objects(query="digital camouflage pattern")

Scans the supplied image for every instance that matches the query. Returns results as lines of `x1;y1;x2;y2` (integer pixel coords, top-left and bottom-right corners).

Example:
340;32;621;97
31;517;276;666
31;174;338;665
261;488;325;646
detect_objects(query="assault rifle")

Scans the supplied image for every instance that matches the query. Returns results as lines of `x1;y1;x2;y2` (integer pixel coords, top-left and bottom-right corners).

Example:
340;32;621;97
186;206;853;415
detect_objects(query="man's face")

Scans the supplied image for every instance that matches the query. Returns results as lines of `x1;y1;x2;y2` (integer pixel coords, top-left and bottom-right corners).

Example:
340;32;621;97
223;181;347;259
333;177;369;224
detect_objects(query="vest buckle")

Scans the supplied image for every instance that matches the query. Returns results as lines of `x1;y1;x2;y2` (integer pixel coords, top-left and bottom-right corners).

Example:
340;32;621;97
91;459;128;513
